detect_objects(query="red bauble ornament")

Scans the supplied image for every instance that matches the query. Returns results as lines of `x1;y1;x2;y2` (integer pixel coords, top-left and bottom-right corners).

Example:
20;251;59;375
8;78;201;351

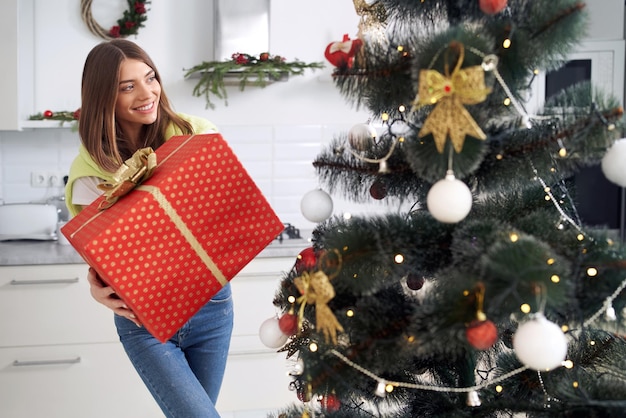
406;274;425;290
369;179;387;200
43;110;53;118
259;52;270;61
324;34;363;68
466;319;498;350
320;393;340;412
73;109;81;120
278;311;299;336
295;247;318;274
479;0;507;15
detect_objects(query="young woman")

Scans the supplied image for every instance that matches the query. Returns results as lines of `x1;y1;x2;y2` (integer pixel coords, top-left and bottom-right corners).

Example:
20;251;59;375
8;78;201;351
65;39;233;418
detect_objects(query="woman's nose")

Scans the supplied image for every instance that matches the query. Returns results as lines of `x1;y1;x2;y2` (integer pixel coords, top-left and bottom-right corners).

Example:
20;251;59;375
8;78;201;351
137;82;154;98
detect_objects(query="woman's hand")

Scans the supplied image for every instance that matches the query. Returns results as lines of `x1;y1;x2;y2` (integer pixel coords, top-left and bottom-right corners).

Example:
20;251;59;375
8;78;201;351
87;267;142;327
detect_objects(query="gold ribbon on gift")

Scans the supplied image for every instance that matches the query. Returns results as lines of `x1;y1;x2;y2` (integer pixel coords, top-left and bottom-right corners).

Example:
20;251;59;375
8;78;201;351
69;135;228;286
293;249;344;345
136;185;228;286
414;43;491;153
97;147;157;210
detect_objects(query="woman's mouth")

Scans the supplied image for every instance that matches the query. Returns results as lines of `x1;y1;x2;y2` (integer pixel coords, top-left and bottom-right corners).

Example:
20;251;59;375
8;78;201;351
134;102;154;112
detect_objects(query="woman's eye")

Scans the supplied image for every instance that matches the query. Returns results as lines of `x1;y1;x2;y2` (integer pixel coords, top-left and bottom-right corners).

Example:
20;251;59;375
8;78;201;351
121;84;133;92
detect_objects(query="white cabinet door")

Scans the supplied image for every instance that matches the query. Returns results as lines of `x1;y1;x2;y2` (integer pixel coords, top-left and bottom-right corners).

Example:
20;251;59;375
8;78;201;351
0;0;34;131
0;264;118;347
0;343;163;418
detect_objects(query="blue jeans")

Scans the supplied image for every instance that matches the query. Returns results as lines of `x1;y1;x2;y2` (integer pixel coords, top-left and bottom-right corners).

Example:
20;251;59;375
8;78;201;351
114;284;234;418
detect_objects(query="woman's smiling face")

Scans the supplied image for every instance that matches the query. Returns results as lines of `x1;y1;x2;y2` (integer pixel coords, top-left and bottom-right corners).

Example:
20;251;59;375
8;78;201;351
115;58;161;138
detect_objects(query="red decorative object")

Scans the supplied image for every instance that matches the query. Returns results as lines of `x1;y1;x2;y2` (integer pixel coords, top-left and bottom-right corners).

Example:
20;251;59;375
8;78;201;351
259;52;270;62
297;388;312;403
279;311;299;336
73;109;81;120
406;274;425;290
466;319;498;350
324;34;363;68
479;0;508;15
320;393;340;412
61;134;284;342
369;179;387;200
295;247;318;274
43;110;53;118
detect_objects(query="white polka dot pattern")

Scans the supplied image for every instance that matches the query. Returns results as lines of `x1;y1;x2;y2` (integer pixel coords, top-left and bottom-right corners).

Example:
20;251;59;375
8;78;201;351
61;134;284;342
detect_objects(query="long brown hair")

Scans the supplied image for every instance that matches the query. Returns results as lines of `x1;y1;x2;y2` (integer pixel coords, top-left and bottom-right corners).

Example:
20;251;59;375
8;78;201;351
79;39;193;172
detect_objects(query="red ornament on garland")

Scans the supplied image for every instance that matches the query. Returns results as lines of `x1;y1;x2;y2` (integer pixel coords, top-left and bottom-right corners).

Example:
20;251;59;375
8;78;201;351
295;247;318;274
324;34;363;68
466;319;498;350
479;0;508;15
319;393;340;412
279;310;299;336
43;110;53;118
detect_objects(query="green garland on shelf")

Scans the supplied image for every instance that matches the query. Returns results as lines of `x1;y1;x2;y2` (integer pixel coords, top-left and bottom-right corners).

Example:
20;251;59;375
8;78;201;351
184;52;325;109
29;109;80;128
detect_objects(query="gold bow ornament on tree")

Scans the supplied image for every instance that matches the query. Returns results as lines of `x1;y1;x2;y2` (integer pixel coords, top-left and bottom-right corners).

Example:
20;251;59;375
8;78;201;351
97;147;157;210
414;43;491;153
293;250;344;344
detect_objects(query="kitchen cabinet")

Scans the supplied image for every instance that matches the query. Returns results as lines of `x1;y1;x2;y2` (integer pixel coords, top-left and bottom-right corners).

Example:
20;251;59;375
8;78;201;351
0;263;161;418
0;0;34;131
0;255;298;417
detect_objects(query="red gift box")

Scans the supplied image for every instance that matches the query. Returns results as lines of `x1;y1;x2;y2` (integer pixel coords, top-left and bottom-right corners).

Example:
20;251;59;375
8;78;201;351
62;134;284;342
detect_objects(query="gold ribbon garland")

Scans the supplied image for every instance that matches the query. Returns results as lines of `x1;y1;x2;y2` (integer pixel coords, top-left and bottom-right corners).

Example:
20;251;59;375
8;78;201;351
293;250;344;344
97;147;156;210
414;44;491;153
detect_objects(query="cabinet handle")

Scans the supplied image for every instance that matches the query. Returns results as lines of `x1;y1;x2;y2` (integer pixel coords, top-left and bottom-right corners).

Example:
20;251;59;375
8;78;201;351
10;278;80;286
13;357;81;367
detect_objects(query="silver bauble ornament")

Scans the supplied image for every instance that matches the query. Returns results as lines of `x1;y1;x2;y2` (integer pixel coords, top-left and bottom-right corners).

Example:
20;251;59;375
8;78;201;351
348;123;377;152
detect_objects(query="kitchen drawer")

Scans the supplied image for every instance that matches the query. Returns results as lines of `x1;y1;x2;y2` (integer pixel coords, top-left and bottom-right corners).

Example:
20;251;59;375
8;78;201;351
217;351;295;413
0;342;162;418
0;264;118;347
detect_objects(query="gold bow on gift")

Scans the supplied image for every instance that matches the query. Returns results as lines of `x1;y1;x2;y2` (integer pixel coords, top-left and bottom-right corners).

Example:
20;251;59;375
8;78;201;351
414;44;491;153
97;147;157;210
294;270;344;345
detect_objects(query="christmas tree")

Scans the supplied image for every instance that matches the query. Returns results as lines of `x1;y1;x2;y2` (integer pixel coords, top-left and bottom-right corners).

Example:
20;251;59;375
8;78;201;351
264;1;626;416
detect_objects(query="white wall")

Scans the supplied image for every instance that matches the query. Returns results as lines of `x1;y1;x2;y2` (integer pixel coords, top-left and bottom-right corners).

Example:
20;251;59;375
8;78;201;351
0;0;383;230
0;0;623;230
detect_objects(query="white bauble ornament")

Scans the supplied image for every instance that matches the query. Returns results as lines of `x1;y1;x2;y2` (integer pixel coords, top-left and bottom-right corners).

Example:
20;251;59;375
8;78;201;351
301;189;334;223
259;317;289;349
348;123;377;151
426;171;473;223
601;138;626;187
513;314;568;371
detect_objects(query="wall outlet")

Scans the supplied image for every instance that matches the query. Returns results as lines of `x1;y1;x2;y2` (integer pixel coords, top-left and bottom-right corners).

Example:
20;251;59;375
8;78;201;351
31;171;65;188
